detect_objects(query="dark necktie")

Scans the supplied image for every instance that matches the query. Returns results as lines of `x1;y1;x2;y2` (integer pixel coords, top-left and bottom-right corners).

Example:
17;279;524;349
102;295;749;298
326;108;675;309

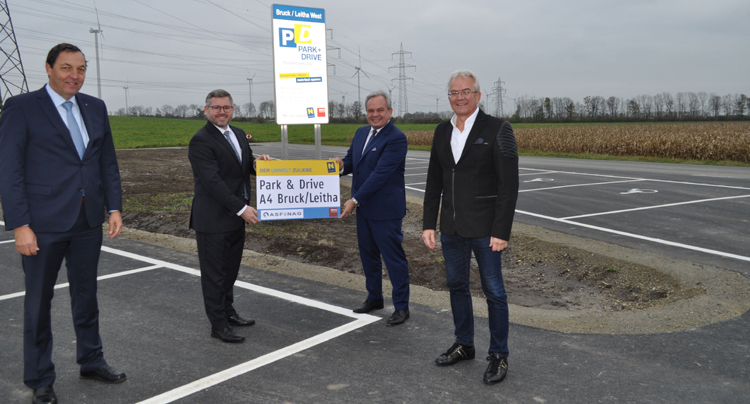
224;130;249;199
362;129;378;153
223;130;241;161
62;101;86;159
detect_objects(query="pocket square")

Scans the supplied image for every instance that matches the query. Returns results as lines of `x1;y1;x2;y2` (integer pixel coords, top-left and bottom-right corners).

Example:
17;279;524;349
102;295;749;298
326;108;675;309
371;147;377;151
473;137;485;144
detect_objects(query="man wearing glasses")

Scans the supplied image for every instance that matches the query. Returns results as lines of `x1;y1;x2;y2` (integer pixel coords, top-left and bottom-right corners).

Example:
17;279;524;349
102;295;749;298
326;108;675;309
422;70;519;384
188;89;270;343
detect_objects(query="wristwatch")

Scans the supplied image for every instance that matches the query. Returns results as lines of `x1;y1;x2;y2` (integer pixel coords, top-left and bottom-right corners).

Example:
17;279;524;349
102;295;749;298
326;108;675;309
351;198;360;207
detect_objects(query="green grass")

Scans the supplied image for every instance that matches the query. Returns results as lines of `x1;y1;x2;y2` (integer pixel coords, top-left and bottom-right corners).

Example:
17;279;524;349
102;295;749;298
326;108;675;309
109;116;750;166
110;116;437;149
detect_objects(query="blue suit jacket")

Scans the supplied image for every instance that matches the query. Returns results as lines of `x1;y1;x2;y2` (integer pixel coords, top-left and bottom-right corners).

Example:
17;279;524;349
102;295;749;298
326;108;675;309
0;87;122;232
341;120;407;221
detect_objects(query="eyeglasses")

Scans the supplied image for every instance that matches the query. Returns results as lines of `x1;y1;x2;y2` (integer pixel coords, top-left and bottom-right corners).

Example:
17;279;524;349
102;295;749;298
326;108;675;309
208;105;234;112
447;89;478;98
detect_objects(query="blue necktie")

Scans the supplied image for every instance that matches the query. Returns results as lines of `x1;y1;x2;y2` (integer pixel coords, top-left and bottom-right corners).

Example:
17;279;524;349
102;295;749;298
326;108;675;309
62;101;86;159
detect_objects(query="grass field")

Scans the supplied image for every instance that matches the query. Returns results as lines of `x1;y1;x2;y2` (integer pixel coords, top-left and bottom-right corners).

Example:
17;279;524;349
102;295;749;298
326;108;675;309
110;116;750;166
109;116;432;148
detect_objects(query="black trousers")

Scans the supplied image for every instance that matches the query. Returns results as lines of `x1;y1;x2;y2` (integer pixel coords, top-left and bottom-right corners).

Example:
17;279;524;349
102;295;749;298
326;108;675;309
195;226;245;331
22;204;106;389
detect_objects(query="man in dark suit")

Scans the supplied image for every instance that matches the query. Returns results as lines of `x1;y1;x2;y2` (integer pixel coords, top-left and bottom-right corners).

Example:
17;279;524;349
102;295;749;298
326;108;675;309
334;90;410;326
422;70;519;385
0;43;126;404
188;89;269;343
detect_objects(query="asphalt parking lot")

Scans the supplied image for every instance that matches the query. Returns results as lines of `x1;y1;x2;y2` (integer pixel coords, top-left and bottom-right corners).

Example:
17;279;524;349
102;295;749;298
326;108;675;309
2;143;749;403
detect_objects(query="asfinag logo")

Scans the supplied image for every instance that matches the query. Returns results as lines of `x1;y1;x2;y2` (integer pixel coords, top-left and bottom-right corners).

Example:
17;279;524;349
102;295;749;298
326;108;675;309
279;24;312;48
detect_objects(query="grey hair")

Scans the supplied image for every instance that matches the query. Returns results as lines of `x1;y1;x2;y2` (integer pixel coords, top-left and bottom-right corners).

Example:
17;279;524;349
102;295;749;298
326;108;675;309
447;69;481;93
205;89;233;106
365;90;392;110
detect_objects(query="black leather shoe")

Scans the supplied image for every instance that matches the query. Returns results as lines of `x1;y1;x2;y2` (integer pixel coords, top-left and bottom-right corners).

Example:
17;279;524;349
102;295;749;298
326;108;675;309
352;300;384;313
32;385;57;404
228;314;255;327
435;342;476;366
211;327;245;343
483;353;508;384
386;309;409;326
80;364;127;384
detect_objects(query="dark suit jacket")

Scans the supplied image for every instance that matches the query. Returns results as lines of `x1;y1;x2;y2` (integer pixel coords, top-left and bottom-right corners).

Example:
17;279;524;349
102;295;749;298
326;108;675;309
188;121;254;233
341;120;407;221
0;86;122;232
423;109;519;240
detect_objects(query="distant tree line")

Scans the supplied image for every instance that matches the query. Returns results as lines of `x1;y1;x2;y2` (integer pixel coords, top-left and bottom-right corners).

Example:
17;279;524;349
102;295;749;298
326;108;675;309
111;100;276;122
510;92;748;123
108;91;748;124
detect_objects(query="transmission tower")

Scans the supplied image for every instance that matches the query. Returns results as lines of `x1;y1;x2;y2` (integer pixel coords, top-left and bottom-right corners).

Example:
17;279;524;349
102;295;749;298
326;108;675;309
0;0;29;107
389;43;415;117
326;28;340;75
492;78;506;117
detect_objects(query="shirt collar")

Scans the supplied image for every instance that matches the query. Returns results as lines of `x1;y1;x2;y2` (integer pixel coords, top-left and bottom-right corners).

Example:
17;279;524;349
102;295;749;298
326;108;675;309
45;83;77;108
450;107;479;130
214;124;231;134
371;120;390;133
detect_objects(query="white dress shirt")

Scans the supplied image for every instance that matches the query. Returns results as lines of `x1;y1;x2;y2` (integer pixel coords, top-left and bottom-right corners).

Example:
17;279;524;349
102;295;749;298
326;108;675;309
449;107;479;164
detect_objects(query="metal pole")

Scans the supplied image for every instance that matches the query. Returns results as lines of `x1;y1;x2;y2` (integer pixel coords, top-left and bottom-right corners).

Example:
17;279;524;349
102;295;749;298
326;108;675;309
281;124;289;160
89;28;102;98
123;84;128;113
314;124;321;160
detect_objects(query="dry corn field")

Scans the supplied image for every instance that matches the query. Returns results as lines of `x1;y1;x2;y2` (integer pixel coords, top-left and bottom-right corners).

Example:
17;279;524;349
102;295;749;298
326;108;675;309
404;122;750;163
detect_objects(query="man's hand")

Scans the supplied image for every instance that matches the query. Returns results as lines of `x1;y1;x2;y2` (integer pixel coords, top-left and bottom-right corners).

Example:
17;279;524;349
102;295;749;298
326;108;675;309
339;199;355;219
490;237;508;252
330;157;343;172
422;229;436;250
14;226;39;256
108;211;122;239
241;206;261;224
253;154;272;170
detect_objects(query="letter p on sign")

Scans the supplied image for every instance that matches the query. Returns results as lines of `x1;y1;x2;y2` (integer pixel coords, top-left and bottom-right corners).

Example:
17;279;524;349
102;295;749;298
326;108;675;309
279;28;295;47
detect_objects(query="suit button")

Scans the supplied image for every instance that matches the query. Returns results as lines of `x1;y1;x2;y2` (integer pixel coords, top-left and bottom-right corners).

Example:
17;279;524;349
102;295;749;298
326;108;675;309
79;188;83;192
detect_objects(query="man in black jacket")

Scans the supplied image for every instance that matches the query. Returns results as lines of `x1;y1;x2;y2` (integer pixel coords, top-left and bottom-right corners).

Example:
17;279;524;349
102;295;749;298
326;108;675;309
188;89;269;343
422;70;519;385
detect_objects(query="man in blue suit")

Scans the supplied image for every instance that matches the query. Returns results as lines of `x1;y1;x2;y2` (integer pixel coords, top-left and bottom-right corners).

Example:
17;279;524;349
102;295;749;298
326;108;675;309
0;43;125;404
334;90;410;326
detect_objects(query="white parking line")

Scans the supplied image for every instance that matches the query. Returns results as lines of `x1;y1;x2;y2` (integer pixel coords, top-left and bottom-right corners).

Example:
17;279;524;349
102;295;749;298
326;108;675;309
563;194;750;219
0;265;162;301
520;179;645;193
516;210;750;263
98;246;380;403
136;318;376;404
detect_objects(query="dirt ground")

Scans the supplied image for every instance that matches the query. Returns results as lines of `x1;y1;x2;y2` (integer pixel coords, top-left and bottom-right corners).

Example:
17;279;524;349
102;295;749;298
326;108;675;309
117;148;701;313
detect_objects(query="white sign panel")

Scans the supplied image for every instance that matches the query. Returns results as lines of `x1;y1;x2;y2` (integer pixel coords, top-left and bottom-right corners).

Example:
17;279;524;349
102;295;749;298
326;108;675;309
256;160;340;220
271;4;329;125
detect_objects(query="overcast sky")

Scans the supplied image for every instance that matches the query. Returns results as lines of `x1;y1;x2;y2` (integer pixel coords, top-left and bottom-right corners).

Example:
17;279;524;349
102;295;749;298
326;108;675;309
6;0;749;115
